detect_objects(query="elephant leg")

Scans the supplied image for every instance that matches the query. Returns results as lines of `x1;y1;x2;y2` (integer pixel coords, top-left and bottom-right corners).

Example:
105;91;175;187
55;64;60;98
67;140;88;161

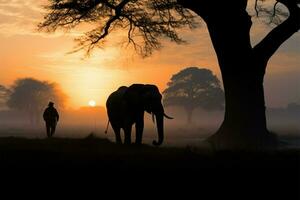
135;114;144;145
124;125;132;145
112;126;122;144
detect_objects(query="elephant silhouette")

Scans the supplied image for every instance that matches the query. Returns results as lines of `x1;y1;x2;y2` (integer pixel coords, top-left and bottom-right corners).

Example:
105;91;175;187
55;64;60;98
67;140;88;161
106;84;173;146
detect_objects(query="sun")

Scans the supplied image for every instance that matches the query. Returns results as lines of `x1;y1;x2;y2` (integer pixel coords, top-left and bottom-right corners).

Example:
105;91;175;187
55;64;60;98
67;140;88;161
88;100;96;107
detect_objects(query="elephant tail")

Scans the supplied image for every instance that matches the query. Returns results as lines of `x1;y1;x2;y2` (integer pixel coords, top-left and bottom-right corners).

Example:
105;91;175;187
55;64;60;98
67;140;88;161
104;120;110;134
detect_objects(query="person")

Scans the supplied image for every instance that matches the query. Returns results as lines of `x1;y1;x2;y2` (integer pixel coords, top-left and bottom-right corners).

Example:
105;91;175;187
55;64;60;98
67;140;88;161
43;101;59;138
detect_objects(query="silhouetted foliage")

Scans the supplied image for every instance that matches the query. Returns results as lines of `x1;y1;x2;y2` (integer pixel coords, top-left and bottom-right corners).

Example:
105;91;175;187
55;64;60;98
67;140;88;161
163;67;224;123
0;85;10;109
39;0;300;149
38;0;197;56
38;0;298;56
7;78;67;125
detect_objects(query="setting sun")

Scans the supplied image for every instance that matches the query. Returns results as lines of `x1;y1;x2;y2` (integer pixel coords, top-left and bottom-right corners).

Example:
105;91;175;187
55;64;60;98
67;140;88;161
88;100;96;107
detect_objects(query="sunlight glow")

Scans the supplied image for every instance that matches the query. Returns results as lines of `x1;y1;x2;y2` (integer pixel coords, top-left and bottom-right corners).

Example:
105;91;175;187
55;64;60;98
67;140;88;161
88;100;96;107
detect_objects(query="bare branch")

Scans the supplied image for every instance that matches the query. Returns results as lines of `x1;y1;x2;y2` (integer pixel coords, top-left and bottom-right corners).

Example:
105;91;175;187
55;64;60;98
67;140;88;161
253;0;297;25
39;0;197;57
254;0;300;64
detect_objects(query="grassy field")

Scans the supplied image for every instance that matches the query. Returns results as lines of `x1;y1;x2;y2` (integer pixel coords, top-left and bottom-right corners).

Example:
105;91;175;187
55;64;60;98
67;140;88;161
0;135;299;170
0;135;299;198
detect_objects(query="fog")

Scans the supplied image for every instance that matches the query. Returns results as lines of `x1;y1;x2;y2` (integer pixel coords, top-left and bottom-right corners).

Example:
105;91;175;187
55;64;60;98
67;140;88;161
0;105;299;147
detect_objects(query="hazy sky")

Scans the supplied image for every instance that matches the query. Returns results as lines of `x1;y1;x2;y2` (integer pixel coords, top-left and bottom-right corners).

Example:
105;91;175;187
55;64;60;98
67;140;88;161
0;0;299;108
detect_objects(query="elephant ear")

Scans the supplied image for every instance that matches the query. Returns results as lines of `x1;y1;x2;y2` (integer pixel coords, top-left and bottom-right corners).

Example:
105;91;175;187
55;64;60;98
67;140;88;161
142;90;153;113
142;85;162;100
141;85;162;113
123;84;162;113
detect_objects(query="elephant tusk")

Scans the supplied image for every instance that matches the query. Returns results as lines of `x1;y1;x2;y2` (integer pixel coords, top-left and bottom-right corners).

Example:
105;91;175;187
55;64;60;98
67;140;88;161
104;120;110;134
164;113;174;119
152;113;155;124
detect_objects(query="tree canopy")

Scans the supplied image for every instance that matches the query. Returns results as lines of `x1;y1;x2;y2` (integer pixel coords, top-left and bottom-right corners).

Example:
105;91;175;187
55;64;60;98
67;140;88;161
163;67;224;122
7;78;67;124
39;0;298;56
39;0;197;56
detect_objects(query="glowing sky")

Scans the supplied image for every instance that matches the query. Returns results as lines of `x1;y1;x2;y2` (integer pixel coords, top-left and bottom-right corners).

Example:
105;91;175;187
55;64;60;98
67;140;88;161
0;0;299;108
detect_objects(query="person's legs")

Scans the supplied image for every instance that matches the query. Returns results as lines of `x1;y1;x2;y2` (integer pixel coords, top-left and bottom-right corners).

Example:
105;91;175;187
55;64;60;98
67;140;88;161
46;122;51;138
50;123;56;137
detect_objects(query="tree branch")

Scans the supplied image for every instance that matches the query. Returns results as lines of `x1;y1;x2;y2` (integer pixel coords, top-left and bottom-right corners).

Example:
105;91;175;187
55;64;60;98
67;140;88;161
253;0;300;64
39;0;196;56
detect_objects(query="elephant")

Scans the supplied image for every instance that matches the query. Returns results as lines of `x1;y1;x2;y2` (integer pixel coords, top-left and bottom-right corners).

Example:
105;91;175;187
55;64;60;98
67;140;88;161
106;84;173;146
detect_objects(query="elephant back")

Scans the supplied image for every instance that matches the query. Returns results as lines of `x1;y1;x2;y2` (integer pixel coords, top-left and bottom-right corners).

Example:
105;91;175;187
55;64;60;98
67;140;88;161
123;84;161;110
106;86;128;118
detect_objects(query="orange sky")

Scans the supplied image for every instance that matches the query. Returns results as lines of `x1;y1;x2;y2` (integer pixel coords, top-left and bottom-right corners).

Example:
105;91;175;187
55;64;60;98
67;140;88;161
0;0;299;108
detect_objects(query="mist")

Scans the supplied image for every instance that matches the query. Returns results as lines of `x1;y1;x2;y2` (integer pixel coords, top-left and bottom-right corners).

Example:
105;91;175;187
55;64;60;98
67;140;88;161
0;103;299;147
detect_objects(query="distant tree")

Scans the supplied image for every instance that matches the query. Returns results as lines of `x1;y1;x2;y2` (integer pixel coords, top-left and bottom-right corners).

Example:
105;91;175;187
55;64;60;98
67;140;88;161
0;85;11;109
163;67;224;123
7;78;67;125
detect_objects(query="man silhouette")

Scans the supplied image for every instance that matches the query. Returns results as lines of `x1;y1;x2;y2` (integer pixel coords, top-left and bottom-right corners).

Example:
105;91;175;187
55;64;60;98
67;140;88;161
43;102;59;138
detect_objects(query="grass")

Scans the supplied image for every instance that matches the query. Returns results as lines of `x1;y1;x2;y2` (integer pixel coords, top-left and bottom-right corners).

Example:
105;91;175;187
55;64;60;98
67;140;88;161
0;135;299;170
0;135;299;198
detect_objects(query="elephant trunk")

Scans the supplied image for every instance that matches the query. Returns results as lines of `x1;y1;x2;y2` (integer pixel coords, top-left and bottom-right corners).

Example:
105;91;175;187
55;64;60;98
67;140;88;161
152;113;164;146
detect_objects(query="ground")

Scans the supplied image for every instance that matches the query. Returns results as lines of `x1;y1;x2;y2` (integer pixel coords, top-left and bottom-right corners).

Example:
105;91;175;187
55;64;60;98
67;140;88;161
0;135;298;168
0;135;299;198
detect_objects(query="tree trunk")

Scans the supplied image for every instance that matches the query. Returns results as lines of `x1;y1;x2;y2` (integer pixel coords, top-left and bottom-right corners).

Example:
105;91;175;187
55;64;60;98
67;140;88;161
191;1;277;149
185;107;194;124
209;72;277;149
179;0;300;149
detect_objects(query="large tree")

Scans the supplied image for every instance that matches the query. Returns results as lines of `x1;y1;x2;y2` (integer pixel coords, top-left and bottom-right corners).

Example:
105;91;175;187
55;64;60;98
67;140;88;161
163;67;224;123
39;0;300;149
7;78;67;125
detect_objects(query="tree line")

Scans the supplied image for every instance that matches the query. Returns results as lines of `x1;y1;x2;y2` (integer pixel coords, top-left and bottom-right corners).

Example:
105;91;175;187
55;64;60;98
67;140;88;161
1;68;225;125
